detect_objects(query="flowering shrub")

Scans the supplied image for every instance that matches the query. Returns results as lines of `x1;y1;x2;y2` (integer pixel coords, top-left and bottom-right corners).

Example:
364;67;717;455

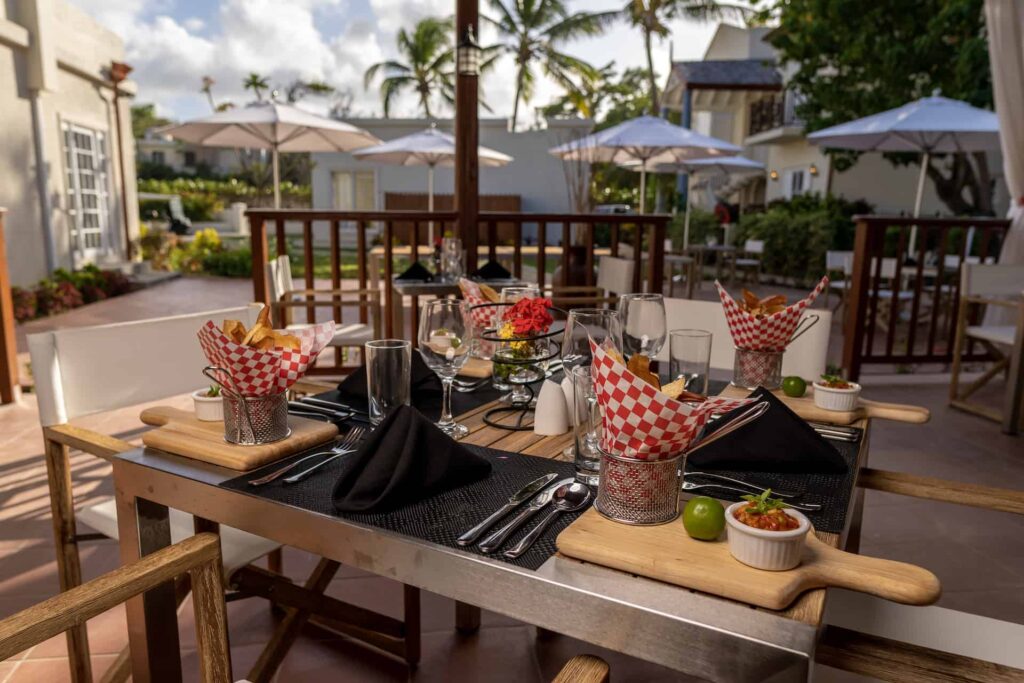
11;287;36;323
13;265;136;323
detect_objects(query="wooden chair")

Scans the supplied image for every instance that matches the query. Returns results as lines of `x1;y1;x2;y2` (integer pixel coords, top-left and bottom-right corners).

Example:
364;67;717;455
949;263;1024;434
728;239;764;284
266;256;382;373
656;297;833;381
545;256;636;310
553;655;610;683
0;534;233;682
824;250;854;312
27;306;420;683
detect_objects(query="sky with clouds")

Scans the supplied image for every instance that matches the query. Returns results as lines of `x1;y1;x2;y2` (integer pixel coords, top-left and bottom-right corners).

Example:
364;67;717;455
68;0;721;123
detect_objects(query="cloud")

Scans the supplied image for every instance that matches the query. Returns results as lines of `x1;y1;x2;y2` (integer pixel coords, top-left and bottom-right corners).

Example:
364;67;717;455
182;17;205;32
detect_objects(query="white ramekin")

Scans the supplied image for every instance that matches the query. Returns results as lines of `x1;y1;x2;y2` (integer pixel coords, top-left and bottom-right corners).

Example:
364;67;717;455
811;381;862;412
725;503;810;571
192;389;224;422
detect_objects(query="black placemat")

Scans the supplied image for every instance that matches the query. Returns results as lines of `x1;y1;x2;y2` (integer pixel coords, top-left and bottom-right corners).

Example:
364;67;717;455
684;427;861;534
221;445;578;571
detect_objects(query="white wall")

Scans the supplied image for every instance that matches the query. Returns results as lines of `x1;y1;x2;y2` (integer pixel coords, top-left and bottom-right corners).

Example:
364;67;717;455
311;118;593;215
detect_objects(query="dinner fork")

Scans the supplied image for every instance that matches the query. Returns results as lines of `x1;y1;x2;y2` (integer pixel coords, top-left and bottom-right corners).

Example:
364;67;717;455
247;427;365;487
681;481;822;511
283;426;367;485
685;471;799;498
454;377;489;393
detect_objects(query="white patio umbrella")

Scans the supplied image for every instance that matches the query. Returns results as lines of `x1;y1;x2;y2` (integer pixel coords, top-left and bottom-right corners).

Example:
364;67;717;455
549;115;740;213
623;156;765;249
352;127;512;243
807;95;1001;252
160;101;381;208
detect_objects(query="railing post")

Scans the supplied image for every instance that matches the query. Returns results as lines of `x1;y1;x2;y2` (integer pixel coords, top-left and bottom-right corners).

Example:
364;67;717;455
0;209;19;404
249;213;269;306
842;218;873;381
649;219;666;294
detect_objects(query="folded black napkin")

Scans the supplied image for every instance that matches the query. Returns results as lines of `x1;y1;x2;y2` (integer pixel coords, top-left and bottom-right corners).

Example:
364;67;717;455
687;388;848;474
472;260;512;280
336;353;440;407
396;261;434;282
332;405;492;513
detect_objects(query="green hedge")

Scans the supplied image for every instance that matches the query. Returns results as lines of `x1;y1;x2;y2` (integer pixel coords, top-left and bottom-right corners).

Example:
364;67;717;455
734;194;872;286
137;178;311;222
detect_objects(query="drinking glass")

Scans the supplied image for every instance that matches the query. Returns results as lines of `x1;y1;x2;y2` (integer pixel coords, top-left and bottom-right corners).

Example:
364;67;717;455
669;329;712;395
495;286;542;403
441;237;463;281
560;309;622;370
570;365;601;485
618;293;667;358
417;299;471;439
365;339;411;426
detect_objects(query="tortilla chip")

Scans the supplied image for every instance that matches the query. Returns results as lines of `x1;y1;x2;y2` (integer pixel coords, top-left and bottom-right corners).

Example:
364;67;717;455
271;331;301;350
627;354;661;390
605;345;626;366
479;284;500;303
661;377;687;400
222;319;247;344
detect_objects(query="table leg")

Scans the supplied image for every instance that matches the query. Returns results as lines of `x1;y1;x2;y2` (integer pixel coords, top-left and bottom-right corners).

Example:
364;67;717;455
115;487;182;683
455;601;481;633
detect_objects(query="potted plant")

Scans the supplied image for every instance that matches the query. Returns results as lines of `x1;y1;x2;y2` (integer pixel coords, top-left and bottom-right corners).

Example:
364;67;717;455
192;385;224;422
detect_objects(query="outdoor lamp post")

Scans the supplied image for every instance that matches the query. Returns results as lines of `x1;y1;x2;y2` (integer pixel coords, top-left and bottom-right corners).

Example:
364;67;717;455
457;27;481;76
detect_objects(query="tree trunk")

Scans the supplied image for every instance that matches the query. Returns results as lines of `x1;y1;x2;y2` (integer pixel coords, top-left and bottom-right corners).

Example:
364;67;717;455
644;26;659;114
924;153;988;216
511;66;525;131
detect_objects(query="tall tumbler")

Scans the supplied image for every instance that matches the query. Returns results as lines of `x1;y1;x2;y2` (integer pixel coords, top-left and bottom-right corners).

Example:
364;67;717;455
669;329;712;395
365;339;411;426
570;364;601;486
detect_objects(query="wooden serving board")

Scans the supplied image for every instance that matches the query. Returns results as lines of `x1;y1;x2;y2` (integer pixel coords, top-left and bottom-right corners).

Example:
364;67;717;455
140;406;338;471
459;357;493;379
556;508;940;611
719;385;930;425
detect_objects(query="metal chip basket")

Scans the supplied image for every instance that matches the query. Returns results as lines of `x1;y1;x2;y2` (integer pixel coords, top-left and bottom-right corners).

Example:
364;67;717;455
596;449;682;525
204;366;291;445
732;347;783;390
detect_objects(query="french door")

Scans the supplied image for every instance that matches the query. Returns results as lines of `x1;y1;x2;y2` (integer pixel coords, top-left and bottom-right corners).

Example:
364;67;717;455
62;122;114;263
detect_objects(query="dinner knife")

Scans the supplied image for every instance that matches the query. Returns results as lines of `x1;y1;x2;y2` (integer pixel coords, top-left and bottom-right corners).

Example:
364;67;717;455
457;473;559;547
478;478;574;554
300;396;369;415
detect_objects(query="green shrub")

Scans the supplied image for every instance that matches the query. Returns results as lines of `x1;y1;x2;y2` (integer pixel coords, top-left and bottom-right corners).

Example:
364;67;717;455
202;247;252;277
734;194;872;286
668;207;721;250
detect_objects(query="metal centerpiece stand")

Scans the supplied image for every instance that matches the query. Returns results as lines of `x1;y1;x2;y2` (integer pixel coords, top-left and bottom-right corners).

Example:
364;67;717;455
469;302;565;431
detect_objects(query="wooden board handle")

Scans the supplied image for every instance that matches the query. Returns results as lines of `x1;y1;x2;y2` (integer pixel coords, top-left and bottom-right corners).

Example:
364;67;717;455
809;542;941;606
140;406;197;427
857;399;930;424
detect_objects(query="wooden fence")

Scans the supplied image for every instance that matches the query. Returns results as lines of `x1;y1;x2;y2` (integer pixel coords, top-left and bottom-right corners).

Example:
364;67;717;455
842;215;1010;380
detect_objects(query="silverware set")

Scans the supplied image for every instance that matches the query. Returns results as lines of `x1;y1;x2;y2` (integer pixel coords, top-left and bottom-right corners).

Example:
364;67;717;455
458;474;592;559
287;397;372;423
683;470;823;511
247;427;366;486
706;412;859;443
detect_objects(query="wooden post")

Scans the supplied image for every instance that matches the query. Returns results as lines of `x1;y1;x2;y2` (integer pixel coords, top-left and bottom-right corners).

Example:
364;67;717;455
455;0;479;273
249;214;269;305
0;209;19;404
842;219;873;382
649;219;666;294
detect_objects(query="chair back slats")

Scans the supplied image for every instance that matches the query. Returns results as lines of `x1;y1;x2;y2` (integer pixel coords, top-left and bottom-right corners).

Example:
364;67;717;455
27;304;262;426
961;263;1024;298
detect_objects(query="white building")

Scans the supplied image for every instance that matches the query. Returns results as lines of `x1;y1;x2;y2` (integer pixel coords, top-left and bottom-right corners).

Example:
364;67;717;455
0;0;139;287
662;24;1008;216
136;129;239;176
311;117;593;219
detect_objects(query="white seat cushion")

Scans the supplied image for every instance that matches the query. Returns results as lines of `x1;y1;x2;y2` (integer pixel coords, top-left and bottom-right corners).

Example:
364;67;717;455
966;325;1017;347
287;322;374;347
78;499;280;577
734;258;761;267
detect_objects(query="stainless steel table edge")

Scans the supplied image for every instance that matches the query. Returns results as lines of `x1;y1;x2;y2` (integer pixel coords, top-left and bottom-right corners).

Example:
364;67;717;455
113;447;816;682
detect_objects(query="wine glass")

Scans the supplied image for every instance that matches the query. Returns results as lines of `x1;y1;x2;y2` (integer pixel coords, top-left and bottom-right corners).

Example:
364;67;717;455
418;299;471;439
560;308;622;371
618;293;667;358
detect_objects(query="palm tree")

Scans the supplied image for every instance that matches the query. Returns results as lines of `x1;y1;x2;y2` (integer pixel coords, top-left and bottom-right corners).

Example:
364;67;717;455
200;76;217;111
364;18;454;118
486;0;615;131
243;73;270;101
619;1;748;114
542;61;618;119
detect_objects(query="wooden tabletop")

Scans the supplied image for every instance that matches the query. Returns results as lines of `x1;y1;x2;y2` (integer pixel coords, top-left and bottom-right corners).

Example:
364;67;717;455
454;395;872;627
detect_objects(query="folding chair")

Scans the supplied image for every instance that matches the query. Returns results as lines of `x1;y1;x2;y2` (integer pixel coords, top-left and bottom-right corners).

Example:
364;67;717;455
28;306;420;683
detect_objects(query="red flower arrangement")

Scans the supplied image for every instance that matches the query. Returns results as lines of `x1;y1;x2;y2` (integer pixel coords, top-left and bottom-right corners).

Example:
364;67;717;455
505;297;553;336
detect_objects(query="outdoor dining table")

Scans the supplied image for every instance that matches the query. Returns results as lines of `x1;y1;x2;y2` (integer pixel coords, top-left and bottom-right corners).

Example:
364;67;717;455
688;243;737;287
112;390;871;683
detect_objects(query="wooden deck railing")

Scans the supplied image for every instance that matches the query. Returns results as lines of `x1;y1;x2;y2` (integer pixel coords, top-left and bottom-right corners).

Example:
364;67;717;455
0;209;18;404
247;209;668;339
842;215;1010;380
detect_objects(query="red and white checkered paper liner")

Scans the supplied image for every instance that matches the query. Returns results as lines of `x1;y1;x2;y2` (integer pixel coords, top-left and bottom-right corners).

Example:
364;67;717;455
590;339;752;461
716;276;829;352
458;278;500;329
197;320;335;397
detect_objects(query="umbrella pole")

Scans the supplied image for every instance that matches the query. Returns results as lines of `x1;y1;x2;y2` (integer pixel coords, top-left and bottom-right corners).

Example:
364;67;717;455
683;175;693;251
639;167;647;215
427;164;435;247
909;151;929;256
271;145;281;210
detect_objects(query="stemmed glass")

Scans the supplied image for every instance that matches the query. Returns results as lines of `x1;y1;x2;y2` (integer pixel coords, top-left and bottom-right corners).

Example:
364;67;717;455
618;293;667;358
496;286;541;404
560;309;622;482
418;299;471;439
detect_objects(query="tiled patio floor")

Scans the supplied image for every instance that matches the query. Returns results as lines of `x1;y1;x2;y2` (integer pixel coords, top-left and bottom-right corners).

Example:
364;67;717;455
2;275;1022;681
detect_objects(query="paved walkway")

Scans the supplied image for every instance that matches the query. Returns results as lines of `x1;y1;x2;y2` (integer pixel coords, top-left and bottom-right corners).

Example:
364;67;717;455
2;275;1022;681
